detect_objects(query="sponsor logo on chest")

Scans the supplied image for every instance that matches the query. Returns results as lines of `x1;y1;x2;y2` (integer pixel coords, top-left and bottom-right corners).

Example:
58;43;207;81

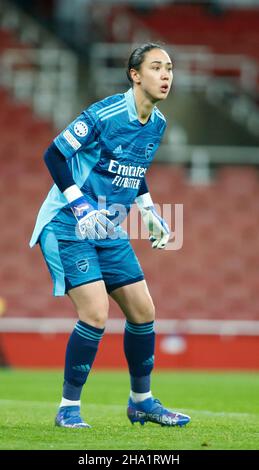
107;159;147;189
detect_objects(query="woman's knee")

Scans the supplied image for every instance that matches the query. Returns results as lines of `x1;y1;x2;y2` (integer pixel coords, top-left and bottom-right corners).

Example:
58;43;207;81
111;281;156;324
143;297;156;322
68;281;109;328
77;303;109;328
130;296;156;323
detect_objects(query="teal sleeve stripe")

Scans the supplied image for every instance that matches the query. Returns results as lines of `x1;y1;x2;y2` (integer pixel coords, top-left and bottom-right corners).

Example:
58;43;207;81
54;136;74;159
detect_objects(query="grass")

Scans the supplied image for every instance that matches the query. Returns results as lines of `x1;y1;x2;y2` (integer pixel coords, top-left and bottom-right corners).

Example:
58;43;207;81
0;369;259;450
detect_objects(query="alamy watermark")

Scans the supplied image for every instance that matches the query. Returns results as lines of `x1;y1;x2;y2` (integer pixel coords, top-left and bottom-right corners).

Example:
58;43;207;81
76;196;183;251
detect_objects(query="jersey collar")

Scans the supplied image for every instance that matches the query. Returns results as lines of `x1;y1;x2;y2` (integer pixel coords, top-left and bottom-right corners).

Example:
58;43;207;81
124;88;155;123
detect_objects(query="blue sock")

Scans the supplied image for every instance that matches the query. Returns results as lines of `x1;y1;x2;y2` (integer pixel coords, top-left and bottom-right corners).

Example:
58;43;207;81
124;320;155;393
63;320;104;400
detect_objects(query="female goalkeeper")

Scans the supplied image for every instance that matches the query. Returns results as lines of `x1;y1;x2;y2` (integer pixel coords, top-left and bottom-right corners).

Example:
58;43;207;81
30;42;190;429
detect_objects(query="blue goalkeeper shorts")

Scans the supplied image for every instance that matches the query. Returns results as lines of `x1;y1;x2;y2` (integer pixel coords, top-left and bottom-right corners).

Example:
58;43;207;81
39;226;144;296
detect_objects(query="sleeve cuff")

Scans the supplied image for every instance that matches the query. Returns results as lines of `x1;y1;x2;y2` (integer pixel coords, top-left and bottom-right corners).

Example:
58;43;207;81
63;185;84;203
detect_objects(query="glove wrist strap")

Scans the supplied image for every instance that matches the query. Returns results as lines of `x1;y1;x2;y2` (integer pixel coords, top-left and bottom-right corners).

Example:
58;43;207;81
135;192;153;210
68;195;95;222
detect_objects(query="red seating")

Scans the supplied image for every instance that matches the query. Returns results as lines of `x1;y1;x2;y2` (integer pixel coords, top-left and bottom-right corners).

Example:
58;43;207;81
134;5;259;62
132;164;259;321
108;5;259;90
1;88;259;322
1;15;259;322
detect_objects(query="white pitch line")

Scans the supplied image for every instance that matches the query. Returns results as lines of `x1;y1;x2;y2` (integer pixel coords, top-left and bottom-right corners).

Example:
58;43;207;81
185;409;259;418
0;399;57;407
0;399;124;409
1;318;259;335
0;400;258;418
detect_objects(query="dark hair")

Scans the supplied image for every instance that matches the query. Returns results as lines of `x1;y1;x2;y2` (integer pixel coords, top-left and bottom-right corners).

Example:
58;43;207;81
126;42;165;84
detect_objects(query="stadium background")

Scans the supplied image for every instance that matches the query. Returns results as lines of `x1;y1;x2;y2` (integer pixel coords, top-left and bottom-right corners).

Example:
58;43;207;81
0;0;259;371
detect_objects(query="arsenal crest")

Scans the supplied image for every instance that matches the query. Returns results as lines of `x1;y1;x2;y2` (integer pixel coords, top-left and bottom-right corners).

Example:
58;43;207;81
145;143;155;159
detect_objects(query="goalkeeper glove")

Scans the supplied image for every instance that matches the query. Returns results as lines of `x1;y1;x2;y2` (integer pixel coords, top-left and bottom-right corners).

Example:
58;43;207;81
69;195;114;240
136;194;170;249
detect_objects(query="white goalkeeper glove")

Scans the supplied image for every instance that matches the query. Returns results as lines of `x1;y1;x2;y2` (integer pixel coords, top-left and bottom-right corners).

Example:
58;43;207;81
136;193;170;249
64;186;114;240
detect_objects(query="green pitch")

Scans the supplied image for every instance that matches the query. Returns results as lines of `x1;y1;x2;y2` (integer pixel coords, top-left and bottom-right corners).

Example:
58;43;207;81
0;369;259;450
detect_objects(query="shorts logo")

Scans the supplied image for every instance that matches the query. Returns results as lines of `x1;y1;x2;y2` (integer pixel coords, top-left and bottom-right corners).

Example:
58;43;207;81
145;143;155;159
74;121;88;137
76;259;89;273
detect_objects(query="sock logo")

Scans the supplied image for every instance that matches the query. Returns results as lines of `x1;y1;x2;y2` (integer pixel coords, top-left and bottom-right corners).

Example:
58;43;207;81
72;364;91;372
142;355;154;366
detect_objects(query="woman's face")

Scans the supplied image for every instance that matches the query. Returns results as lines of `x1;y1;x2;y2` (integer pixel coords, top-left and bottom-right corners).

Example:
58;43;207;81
132;48;173;102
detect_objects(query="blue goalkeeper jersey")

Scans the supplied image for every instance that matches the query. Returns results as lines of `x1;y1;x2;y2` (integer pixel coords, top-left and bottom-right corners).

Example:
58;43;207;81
30;88;166;246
